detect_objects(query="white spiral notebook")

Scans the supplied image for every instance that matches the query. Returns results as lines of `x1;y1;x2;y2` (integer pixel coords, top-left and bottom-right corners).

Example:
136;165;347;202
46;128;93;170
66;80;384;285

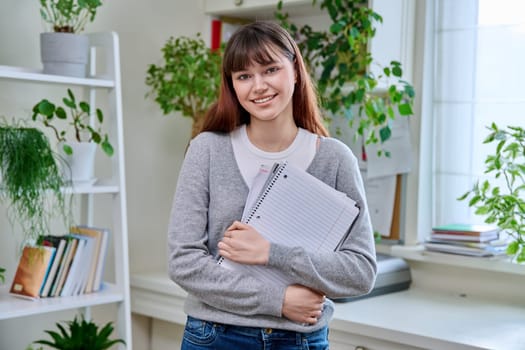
218;162;360;287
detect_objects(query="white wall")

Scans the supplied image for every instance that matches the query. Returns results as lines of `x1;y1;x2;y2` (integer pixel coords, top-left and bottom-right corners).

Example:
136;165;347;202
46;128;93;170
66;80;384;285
0;0;207;348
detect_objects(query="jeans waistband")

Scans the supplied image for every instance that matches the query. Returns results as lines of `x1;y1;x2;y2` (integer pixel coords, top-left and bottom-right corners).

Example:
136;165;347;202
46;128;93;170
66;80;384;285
188;316;326;339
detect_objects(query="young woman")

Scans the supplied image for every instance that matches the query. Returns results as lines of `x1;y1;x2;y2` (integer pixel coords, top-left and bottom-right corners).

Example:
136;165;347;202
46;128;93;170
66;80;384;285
168;21;377;350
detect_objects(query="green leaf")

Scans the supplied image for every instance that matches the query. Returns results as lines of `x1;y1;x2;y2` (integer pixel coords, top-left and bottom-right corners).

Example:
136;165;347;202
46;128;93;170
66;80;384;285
96;109;104;123
79;101;90;114
63;144;73;155
37;100;55;116
392;65;402;77
379;125;391;143
507;241;519;255
102;136;114;157
398;103;413;115
55;107;67;119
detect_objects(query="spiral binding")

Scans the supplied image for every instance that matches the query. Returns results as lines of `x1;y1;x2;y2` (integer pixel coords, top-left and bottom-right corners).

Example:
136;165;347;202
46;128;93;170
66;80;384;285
218;162;288;266
245;162;288;224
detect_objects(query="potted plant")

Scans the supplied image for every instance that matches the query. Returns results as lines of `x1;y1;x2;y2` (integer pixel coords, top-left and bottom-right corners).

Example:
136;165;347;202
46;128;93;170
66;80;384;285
0;120;69;245
32;88;114;183
275;0;415;156
30;315;125;350
39;0;104;77
458;124;525;263
145;34;222;138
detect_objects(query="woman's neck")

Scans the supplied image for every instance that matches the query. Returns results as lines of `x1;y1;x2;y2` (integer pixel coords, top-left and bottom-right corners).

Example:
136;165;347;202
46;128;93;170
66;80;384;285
246;118;299;152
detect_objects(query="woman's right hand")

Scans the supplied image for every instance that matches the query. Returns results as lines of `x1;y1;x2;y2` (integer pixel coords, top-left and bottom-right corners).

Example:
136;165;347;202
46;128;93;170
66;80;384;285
282;284;325;325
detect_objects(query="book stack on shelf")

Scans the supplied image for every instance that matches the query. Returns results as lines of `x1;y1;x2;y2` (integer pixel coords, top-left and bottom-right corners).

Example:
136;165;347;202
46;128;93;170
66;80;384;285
9;225;110;300
424;224;508;257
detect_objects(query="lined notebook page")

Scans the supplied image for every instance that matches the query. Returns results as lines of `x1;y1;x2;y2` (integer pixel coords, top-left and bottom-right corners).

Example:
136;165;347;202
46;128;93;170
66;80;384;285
220;162;359;287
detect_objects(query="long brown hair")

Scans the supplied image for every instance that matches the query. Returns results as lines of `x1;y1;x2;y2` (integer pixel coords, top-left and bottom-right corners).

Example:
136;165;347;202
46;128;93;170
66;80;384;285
200;21;329;137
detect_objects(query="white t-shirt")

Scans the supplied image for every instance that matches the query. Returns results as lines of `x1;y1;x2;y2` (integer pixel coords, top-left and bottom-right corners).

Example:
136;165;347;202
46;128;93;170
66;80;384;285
230;124;318;188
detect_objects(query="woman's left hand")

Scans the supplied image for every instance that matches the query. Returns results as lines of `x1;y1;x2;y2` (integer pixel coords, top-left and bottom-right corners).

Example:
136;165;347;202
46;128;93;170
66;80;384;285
218;221;270;265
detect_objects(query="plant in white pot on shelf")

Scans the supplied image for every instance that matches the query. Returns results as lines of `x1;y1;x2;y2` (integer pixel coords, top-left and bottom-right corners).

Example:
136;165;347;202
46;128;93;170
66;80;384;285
39;0;104;77
32;88;114;184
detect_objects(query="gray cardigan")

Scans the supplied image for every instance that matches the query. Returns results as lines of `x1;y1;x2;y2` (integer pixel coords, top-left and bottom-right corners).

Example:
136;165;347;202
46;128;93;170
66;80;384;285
167;131;377;333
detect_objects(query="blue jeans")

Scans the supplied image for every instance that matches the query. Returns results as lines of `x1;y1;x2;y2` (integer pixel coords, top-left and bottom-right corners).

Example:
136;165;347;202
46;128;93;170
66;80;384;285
181;316;329;350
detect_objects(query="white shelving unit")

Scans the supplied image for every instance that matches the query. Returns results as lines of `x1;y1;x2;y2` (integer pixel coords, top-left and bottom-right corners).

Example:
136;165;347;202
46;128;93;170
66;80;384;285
0;32;131;349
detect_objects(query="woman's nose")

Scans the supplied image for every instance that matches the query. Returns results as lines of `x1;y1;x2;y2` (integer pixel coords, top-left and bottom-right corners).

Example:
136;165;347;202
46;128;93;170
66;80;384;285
253;74;268;92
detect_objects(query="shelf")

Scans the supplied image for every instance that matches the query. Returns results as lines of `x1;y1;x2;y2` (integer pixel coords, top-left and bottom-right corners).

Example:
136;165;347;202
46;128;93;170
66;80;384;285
0;31;131;350
63;178;120;194
0;283;124;320
0;65;114;88
203;0;322;19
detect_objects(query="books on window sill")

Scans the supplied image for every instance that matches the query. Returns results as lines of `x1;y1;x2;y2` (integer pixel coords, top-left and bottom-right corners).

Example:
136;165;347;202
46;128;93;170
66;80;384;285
424;239;509;257
9;225;110;300
424;223;508;257
430;223;500;242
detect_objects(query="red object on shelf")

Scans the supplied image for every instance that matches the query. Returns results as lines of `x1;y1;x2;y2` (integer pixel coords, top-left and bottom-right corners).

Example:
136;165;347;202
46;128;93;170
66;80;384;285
211;19;222;51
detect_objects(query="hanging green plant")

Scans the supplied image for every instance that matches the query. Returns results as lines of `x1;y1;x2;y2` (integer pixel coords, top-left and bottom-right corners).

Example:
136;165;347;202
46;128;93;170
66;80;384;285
275;0;415;156
32;315;126;350
0;120;70;244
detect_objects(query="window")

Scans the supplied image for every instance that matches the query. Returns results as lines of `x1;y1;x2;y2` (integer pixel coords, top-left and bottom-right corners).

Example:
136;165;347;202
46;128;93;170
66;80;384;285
427;0;525;238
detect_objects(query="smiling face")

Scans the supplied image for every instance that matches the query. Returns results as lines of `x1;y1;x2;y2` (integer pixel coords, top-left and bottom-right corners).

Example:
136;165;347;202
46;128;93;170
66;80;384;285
231;48;296;125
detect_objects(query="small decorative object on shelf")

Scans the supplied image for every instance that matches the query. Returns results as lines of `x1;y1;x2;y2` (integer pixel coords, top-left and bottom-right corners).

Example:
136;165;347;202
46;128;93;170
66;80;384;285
39;0;104;77
32;88;113;183
458;124;525;263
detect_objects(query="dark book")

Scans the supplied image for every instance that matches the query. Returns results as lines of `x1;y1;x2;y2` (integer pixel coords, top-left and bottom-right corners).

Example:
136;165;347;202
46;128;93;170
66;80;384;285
51;237;78;297
38;236;68;297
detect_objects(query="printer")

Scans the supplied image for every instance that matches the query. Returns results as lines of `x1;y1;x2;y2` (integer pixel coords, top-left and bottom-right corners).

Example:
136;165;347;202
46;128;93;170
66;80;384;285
335;253;412;302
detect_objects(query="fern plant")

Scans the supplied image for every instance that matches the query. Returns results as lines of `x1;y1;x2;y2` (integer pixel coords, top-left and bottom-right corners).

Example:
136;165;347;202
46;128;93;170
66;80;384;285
0;121;69;245
33;315;125;350
458;124;525;263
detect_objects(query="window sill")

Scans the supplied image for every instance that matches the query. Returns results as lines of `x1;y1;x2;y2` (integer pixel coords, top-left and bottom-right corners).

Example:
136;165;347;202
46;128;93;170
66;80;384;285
383;244;525;276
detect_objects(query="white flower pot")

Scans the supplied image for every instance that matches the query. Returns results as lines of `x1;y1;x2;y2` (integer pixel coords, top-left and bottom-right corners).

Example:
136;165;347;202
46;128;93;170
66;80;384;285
60;142;97;184
40;32;89;78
